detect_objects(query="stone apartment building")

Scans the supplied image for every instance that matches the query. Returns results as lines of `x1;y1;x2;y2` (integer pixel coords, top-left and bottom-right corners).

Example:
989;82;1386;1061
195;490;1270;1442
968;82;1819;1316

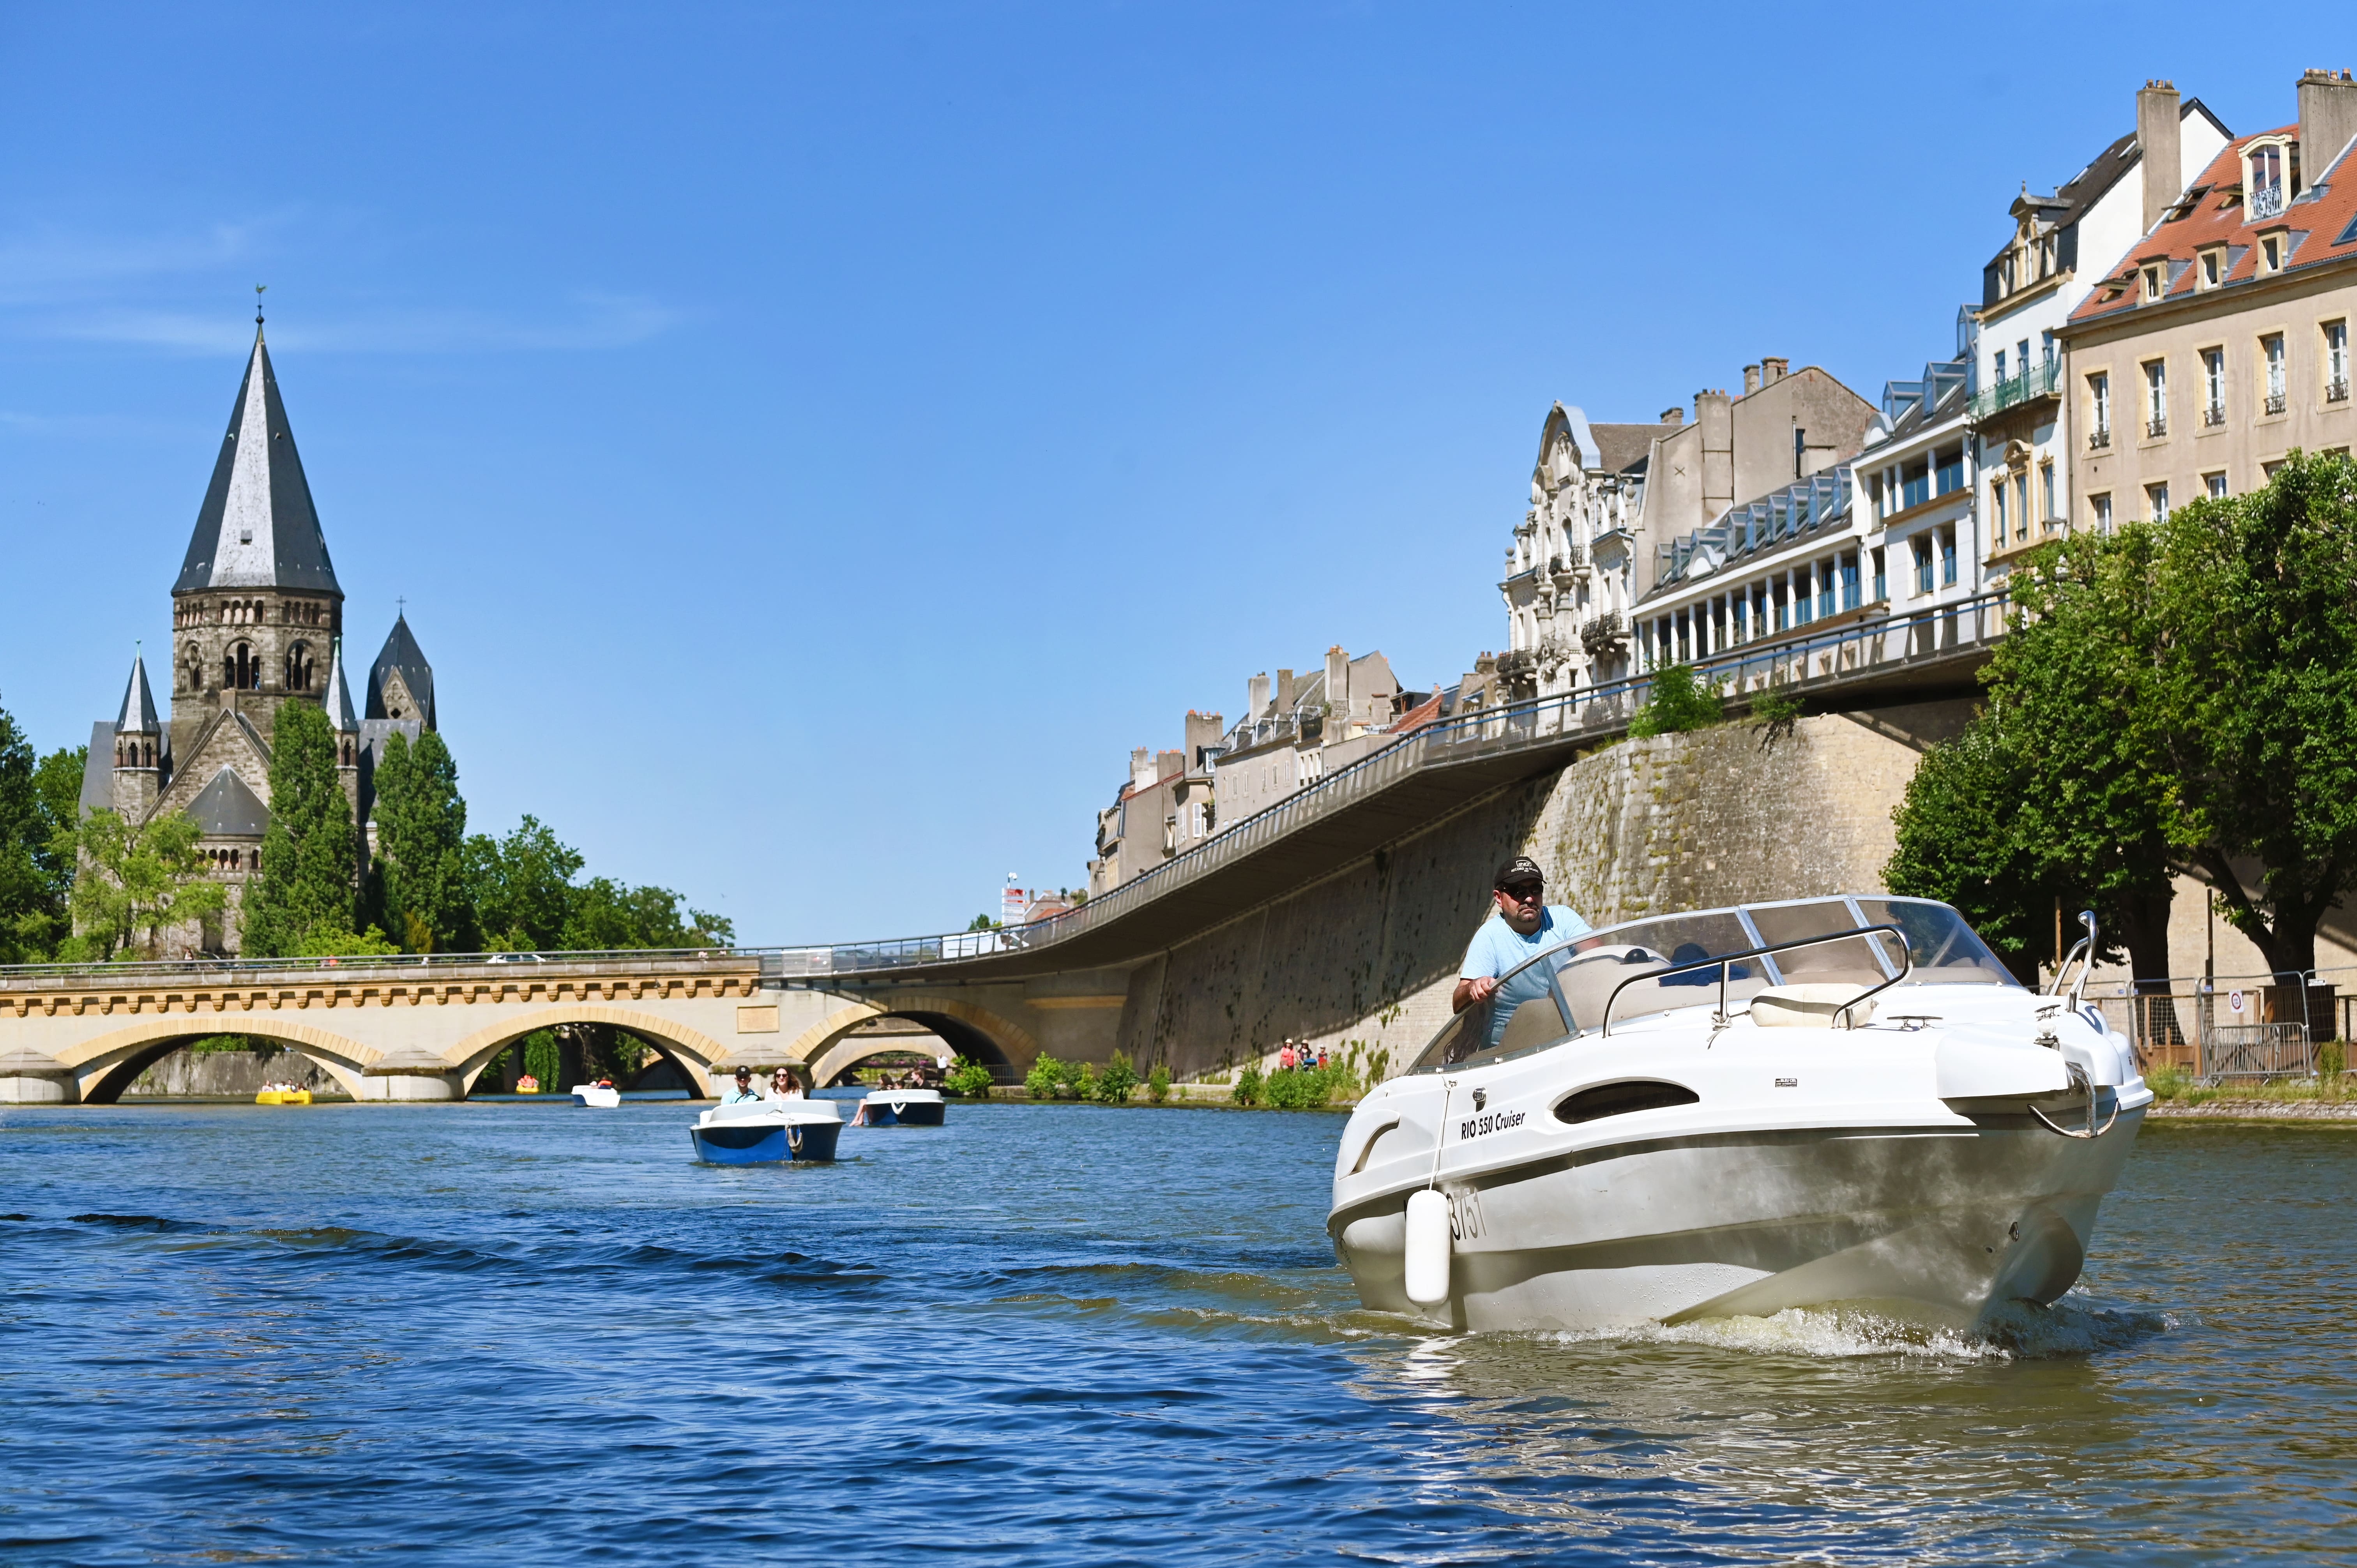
2062;70;2357;524
1086;646;1408;896
1971;82;2231;573
1501;361;1875;697
78;324;439;954
1631;337;1982;671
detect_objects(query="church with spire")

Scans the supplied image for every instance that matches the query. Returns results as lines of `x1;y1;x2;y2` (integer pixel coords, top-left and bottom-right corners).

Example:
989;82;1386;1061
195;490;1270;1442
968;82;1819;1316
79;319;440;954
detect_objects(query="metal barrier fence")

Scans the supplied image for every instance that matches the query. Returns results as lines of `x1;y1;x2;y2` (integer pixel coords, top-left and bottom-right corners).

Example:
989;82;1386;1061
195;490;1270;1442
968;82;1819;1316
0;588;2010;988
2090;970;2339;1083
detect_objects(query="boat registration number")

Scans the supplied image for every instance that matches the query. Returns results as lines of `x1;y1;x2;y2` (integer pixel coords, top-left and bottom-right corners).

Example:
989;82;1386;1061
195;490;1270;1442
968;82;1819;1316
1459;1109;1526;1140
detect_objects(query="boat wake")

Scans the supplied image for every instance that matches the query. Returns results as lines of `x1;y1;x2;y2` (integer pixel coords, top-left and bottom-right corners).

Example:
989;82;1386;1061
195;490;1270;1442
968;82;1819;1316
1541;1291;2174;1363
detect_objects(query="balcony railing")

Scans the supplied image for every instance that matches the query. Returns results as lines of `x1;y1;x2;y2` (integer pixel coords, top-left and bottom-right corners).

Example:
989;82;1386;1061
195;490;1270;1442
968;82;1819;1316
1580;610;1627;655
2089;426;2111;451
2265;392;2287;415
2251;184;2286;219
2203;403;2227;427
2329;377;2350;404
2147;416;2169;438
1967;358;2062;420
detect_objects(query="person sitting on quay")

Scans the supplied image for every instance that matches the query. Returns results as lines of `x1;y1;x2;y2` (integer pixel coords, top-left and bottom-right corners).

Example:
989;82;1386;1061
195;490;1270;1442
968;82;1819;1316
1453;855;1593;1055
724;1067;762;1104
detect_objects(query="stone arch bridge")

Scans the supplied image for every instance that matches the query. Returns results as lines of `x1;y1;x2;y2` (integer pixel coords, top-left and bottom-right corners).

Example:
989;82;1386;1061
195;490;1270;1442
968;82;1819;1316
5;597;2005;1105
0;952;1133;1104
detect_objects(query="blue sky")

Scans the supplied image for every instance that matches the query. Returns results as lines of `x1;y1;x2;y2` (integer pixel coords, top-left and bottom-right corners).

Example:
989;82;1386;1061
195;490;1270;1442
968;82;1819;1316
0;3;2327;941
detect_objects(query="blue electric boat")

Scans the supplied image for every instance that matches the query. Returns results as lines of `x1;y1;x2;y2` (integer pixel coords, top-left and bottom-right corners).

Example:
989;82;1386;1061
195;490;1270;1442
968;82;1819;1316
688;1099;844;1164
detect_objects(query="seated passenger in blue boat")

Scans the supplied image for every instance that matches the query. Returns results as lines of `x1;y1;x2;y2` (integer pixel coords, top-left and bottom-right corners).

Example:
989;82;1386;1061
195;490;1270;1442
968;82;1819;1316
724;1067;761;1104
1453;856;1593;1055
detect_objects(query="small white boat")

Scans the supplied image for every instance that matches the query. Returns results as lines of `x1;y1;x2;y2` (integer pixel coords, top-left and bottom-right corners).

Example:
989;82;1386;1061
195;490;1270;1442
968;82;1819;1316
852;1086;945;1127
569;1083;621;1108
689;1097;844;1164
1329;896;2150;1333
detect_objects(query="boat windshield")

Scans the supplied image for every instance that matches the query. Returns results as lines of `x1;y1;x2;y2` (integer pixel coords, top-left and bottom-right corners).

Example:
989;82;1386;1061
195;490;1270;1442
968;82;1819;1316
1408;896;2015;1074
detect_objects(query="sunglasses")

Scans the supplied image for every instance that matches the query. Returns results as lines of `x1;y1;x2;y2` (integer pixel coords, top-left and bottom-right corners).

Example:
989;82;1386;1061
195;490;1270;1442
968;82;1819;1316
1498;883;1545;904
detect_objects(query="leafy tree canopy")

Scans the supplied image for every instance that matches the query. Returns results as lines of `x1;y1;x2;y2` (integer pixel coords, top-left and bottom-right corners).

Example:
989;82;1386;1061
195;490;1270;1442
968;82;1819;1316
1629;664;1723;738
60;808;227;961
242;702;359;957
0;699;84;962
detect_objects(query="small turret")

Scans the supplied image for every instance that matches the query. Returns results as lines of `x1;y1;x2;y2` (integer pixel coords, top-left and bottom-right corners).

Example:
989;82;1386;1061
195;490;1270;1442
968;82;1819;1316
111;650;164;818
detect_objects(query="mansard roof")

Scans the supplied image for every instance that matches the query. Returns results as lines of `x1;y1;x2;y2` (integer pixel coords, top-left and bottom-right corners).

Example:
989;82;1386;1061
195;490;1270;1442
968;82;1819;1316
175;328;342;597
2070;120;2357;328
186;766;270;838
115;653;159;734
366;613;436;729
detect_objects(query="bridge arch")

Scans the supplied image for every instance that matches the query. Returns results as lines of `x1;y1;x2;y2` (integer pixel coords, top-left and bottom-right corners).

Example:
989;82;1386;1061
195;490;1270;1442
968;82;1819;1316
797;994;1038;1089
59;1019;380;1104
441;1005;731;1099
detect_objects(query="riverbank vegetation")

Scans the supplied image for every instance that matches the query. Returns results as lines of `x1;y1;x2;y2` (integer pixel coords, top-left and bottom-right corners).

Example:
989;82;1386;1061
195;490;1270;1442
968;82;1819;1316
1890;452;2357;987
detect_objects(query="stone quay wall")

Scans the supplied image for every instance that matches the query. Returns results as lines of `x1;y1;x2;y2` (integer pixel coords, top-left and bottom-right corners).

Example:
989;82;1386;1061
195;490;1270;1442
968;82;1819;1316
1120;711;1940;1085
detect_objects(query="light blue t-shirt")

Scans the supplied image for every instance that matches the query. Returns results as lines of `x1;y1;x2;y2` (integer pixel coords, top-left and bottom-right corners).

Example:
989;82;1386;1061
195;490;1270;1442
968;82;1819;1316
1460;905;1593;982
1462;905;1592;1052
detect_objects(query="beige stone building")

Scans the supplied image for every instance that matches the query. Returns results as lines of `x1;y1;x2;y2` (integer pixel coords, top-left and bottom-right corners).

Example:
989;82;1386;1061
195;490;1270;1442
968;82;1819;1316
79;323;438;954
1970;82;2230;578
1500;362;1875;698
2062;71;2357;523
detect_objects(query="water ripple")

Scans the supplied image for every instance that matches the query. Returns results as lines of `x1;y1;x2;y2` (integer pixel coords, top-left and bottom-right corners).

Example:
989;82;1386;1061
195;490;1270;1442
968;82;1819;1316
1;1105;2353;1564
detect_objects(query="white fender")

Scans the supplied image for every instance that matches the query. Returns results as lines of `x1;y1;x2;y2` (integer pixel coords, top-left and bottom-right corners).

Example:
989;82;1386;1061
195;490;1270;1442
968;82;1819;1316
1403;1188;1452;1306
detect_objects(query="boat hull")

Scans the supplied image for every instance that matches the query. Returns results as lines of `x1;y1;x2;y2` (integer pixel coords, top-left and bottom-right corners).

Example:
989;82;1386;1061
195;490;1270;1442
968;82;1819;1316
689;1118;843;1165
1333;1109;2144;1331
857;1094;945;1127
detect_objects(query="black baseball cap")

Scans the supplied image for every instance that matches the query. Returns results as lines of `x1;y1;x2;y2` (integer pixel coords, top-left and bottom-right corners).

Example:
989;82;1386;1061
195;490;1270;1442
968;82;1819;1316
1495;855;1544;889
734;1066;752;1079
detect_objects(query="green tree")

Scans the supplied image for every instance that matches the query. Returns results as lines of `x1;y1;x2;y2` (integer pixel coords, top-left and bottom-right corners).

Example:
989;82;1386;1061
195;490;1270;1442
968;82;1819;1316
242;703;360;955
563;876;734;950
371;730;471;953
61;808;227;960
2153;451;2357;976
0;703;84;962
1885;717;2048;985
1629;664;1724;737
465;815;583;950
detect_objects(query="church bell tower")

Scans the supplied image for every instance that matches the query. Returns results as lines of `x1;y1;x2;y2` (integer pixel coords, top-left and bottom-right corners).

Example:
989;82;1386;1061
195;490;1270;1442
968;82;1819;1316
167;316;345;767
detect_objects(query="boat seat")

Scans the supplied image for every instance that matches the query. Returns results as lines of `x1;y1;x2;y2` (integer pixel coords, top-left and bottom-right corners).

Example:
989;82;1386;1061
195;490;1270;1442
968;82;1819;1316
1748;984;1876;1029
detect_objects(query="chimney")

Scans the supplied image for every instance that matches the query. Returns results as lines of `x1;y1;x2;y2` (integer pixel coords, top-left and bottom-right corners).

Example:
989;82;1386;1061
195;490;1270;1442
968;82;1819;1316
1659;406;1684;426
1275;668;1296;713
1184;710;1224;766
1129;746;1156;793
1696;389;1734;517
2299;69;2357;186
1742;363;1762;396
2138;79;2182;234
1247;671;1269;719
1324;645;1349;715
1761;356;1788;384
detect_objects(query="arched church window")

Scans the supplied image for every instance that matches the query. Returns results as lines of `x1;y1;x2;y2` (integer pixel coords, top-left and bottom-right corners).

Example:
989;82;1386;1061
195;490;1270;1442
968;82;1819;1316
224;642;258;691
143;741;154;768
184;643;201;693
286;642;313;692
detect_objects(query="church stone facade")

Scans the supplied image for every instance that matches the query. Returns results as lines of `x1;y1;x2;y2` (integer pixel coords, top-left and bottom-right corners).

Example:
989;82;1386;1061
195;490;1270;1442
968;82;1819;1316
79;325;438;956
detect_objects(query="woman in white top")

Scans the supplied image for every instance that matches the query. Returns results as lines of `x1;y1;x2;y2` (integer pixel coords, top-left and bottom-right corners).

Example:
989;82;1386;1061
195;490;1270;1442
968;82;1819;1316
769;1067;803;1099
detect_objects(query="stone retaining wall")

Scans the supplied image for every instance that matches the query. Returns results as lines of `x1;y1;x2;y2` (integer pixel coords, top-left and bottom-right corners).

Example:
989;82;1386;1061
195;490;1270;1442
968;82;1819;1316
1137;710;1937;1084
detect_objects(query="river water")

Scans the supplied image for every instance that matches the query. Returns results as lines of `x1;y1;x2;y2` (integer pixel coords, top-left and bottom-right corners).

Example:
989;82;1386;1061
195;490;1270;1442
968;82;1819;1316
2;1100;2352;1564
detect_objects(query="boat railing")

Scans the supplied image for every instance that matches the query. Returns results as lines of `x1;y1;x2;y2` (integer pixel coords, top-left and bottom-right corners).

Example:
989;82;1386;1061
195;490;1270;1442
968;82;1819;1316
1598;923;1915;1037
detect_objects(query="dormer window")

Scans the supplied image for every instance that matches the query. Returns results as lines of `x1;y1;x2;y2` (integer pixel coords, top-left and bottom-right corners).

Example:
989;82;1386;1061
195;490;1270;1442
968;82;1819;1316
2198;247;2225;289
2142;263;2167;301
2260;232;2284;274
2249;143;2286;219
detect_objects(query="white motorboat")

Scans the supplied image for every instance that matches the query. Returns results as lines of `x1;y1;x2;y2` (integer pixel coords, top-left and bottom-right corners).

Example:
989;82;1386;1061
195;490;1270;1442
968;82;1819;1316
851;1086;945;1127
689;1097;844;1164
569;1083;621;1108
1329;896;2150;1333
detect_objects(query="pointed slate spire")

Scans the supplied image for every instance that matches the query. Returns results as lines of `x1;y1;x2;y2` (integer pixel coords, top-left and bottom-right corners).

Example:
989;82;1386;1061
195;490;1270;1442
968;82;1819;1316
115;650;160;735
175;326;341;595
366;613;436;729
324;636;359;733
